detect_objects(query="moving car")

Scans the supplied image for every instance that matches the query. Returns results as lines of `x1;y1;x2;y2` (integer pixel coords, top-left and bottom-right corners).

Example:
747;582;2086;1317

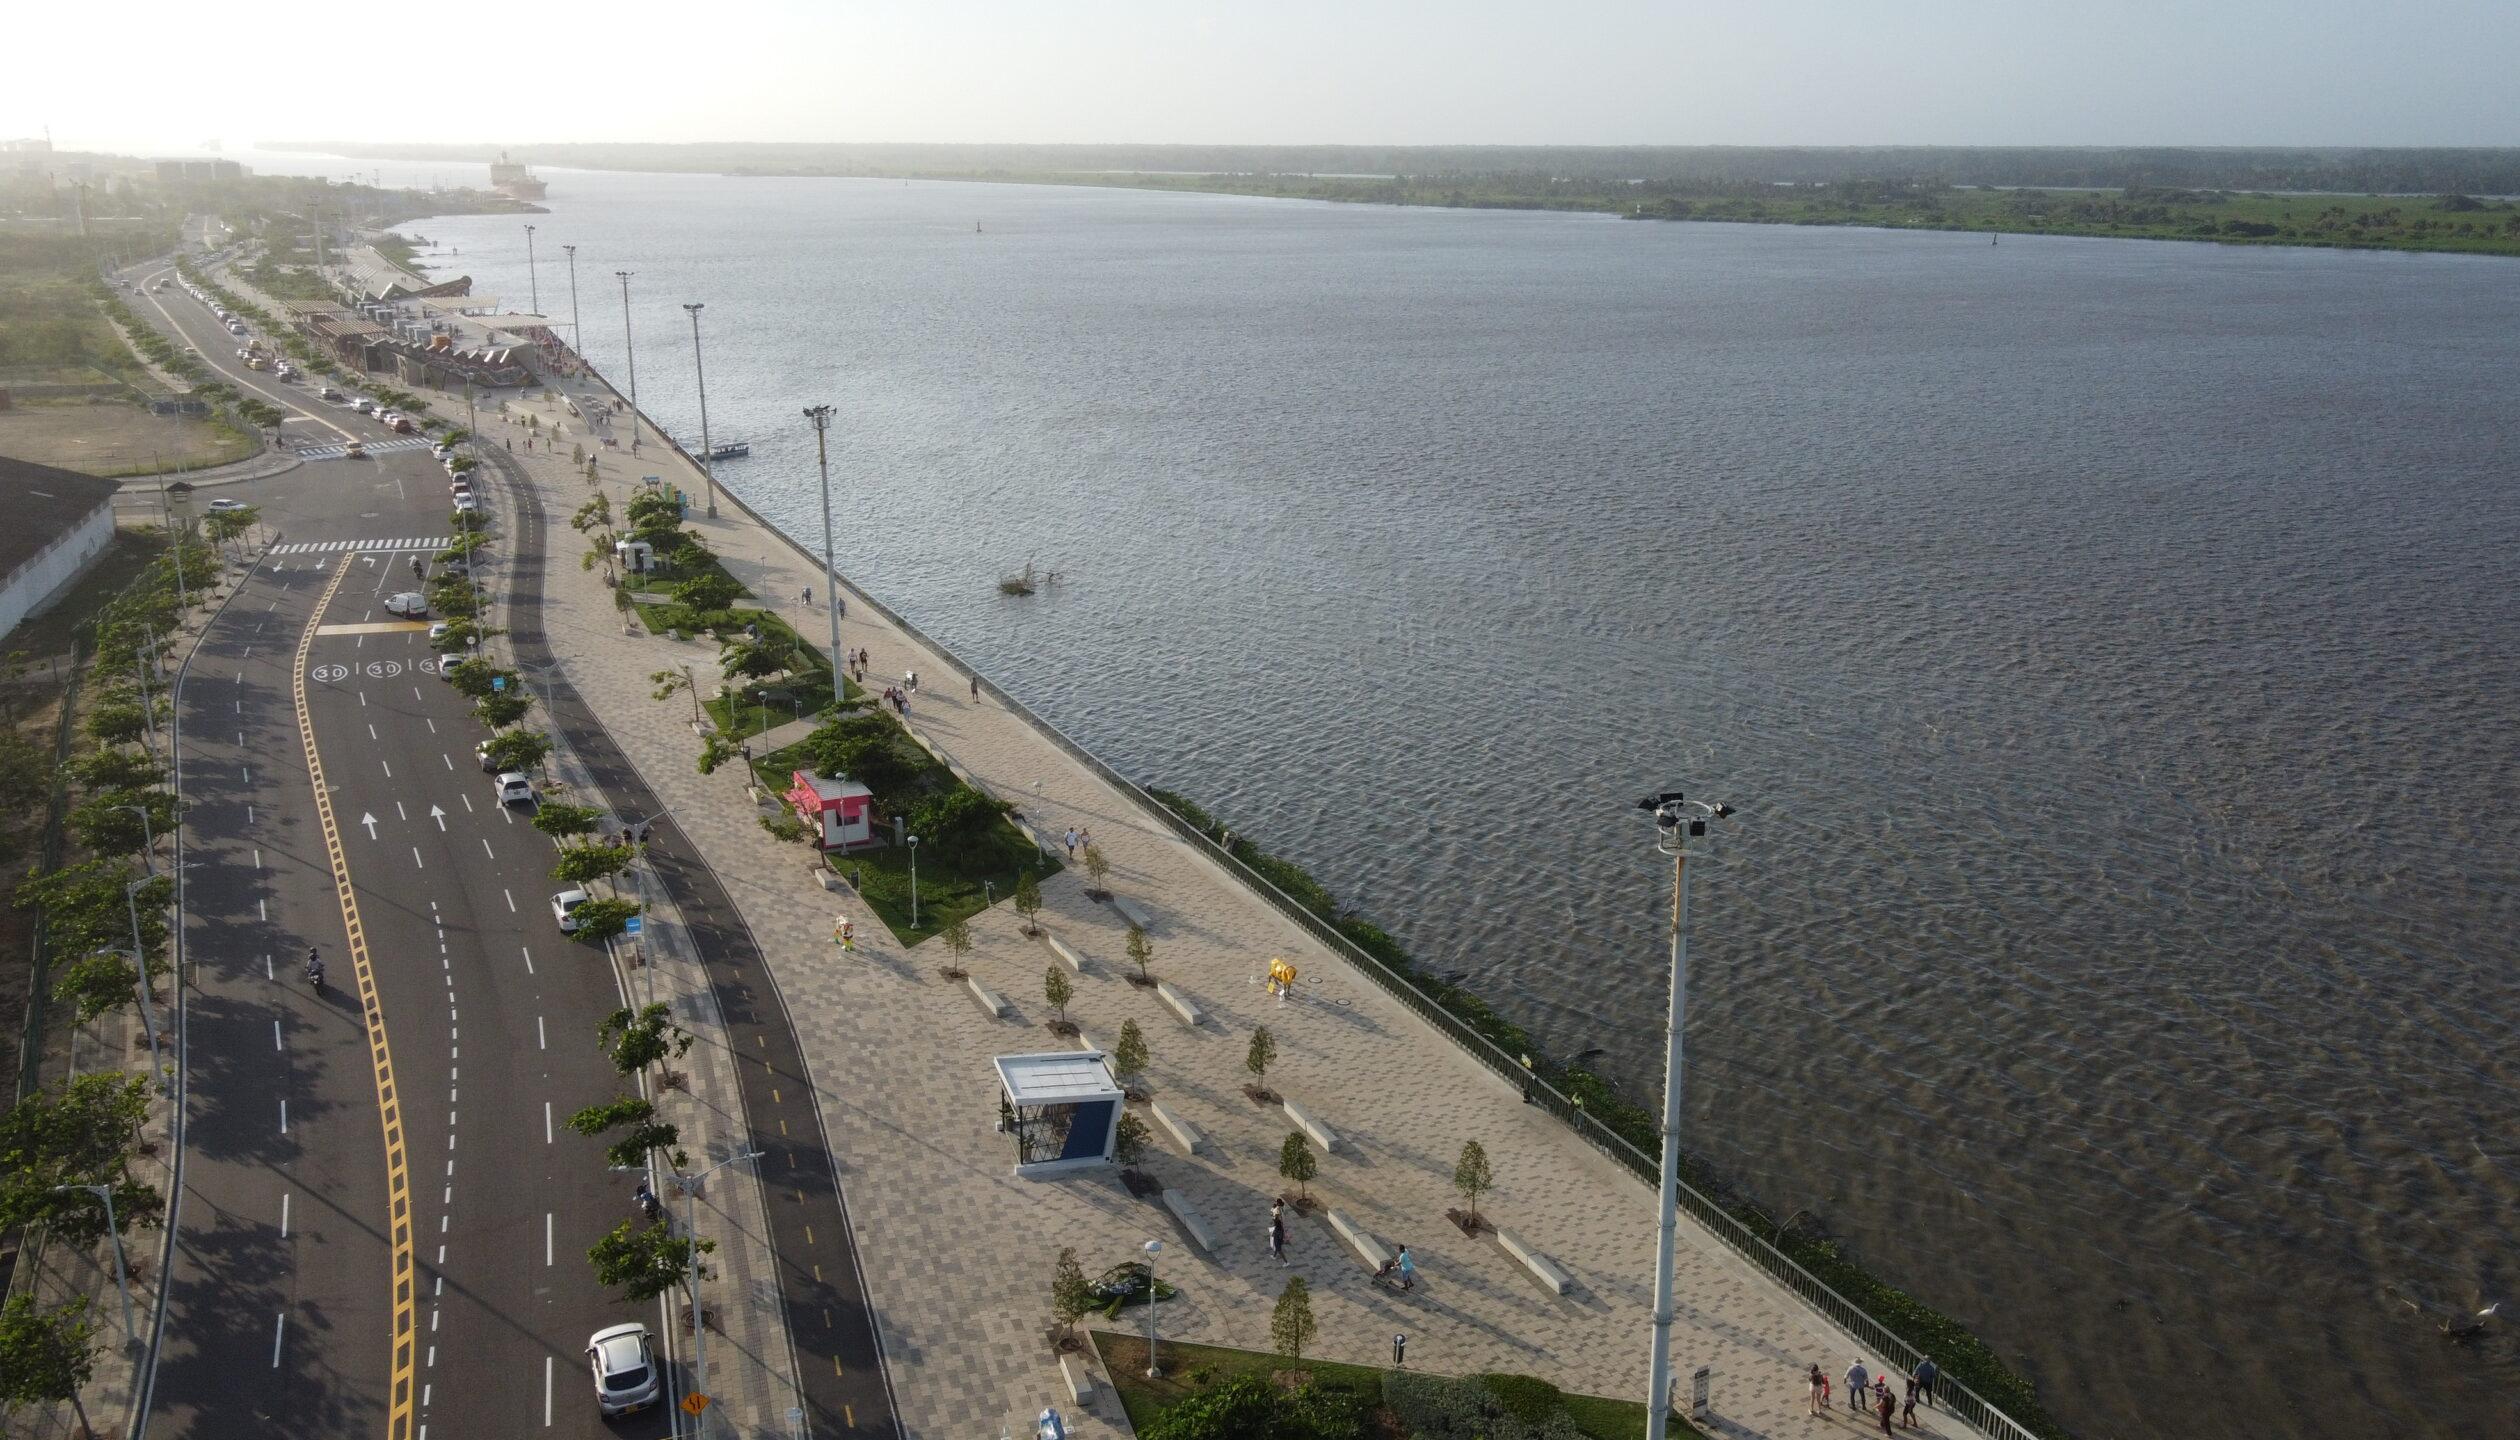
206;498;247;514
351;398;374;414
496;771;537;806
319;386;343;401
384;591;427;618
343;441;368;459
585;1323;659;1416
550;889;589;933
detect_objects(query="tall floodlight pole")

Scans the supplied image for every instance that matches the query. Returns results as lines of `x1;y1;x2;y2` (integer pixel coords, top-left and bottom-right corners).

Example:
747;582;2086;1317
1142;1239;1165;1377
52;1185;135;1349
523;224;540;316
684;303;719;517
615;271;640;453
1639;790;1734;1440
562;243;583;357
803;405;842;710
675;1148;763;1438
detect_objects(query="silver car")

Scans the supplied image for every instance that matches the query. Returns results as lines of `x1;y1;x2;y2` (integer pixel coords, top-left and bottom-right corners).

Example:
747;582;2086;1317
586;1323;660;1416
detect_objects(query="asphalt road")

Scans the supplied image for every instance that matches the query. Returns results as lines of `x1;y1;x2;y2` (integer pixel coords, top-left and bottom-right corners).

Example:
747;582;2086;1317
129;263;678;1440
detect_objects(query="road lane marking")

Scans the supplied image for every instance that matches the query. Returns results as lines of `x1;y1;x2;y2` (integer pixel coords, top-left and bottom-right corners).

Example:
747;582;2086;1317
546;1212;553;1265
461;794;474;813
521;945;533;974
279;1100;287;1133
254;848;263;868
441;754;451;770
504;889;516;912
370;724;379;740
382;759;393;777
274;1021;283;1051
544;1101;552;1144
272;1312;286;1367
412;847;425;869
280;1192;290;1237
288;555;419;1440
481;839;494;859
537;1015;546;1049
544;1357;553;1427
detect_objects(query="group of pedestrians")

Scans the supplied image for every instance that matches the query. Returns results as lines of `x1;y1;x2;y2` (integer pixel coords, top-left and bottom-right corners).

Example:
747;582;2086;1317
1060;826;1095;860
1810;1356;1937;1433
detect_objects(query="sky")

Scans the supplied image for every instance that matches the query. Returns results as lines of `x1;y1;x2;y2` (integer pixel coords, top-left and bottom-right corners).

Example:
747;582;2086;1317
11;0;2517;153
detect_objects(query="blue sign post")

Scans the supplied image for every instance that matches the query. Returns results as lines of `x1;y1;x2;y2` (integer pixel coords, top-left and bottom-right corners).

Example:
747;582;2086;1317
623;915;643;937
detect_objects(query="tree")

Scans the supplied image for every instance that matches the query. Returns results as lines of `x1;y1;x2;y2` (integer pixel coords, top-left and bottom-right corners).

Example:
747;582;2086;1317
572;494;612;532
568;897;642;944
64;746;162;793
1125;923;1153;981
1114;1111;1152;1167
482;729;552;774
0;1295;98;1438
648;667;702;722
0;1073;161;1244
598;1003;693;1078
1270;1276;1318;1360
909;787;1011;862
721;636;795;684
1246;1026;1278;1088
567;1095;683;1170
52;948;143;1023
816;730;919;809
552;842;634;892
70;787;179;855
86;701;146;747
1043;965;1072;1023
1082;843;1112;893
672;572;742;612
443;658;500;698
475;691;532;728
530;801;603;843
1279;1131;1317;1203
938;916;973;969
1111;1020;1150;1090
1049;1246;1093;1340
1012;869;1043;934
1454;1140;1493;1228
589;1218;713;1303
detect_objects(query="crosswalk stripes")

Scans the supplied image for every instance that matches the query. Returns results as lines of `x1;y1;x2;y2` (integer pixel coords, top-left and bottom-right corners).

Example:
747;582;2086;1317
269;536;456;555
299;436;434;461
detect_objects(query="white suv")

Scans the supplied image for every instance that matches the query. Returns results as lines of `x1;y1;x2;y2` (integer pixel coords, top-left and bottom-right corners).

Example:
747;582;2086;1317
586;1324;659;1416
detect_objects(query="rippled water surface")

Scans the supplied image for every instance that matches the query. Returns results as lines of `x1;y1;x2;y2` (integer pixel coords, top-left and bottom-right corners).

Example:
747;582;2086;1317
256;151;2520;1436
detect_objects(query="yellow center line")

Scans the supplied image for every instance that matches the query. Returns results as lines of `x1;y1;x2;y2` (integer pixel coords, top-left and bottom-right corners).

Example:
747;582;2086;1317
293;557;417;1440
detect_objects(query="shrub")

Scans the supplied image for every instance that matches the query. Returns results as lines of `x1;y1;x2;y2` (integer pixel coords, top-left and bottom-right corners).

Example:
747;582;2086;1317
1381;1373;1586;1440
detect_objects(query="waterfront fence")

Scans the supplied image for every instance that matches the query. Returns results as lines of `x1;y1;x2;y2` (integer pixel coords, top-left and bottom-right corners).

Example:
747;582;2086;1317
574;359;2043;1440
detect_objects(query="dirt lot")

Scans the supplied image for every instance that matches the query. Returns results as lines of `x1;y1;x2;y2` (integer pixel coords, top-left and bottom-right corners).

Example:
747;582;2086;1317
0;398;257;477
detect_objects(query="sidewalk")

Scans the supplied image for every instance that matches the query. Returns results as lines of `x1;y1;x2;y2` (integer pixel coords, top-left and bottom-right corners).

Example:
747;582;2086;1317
466;369;1976;1440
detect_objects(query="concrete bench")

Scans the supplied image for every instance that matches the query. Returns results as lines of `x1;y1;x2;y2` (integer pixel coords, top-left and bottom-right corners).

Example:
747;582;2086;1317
1494;1227;1573;1296
1071;1029;1102;1056
964;977;1009;1018
1147;1101;1206;1155
1109;895;1153;931
1059;1353;1097;1407
1281;1098;1340;1154
1323;1208;1391;1271
1154;981;1202;1028
1040;933;1087;974
1162;1190;1217;1253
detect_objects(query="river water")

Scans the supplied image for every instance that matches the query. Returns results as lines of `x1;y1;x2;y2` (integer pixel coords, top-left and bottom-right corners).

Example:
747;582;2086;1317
245;150;2519;1437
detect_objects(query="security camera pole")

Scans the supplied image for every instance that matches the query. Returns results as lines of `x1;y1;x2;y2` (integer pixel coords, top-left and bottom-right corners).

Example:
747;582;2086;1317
1639;789;1733;1439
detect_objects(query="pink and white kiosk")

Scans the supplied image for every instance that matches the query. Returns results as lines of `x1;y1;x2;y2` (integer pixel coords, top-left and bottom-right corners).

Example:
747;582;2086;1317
786;771;874;850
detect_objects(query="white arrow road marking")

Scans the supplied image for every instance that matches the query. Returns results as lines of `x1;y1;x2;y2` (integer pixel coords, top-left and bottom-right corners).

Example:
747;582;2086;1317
431;805;447;831
360;812;379;840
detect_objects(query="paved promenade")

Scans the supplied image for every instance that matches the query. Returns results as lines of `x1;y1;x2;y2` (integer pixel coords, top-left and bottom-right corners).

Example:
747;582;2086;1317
454;375;1970;1440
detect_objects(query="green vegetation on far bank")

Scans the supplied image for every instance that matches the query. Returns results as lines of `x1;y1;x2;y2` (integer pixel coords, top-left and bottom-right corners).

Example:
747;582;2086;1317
1145;786;2067;1438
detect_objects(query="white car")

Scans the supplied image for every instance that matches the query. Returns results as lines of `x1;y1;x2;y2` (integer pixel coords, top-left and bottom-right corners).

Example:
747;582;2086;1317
452;496;481;515
206;498;247;514
352;398;374;414
551;889;590;932
586;1323;659;1416
496;771;537;806
384;592;428;618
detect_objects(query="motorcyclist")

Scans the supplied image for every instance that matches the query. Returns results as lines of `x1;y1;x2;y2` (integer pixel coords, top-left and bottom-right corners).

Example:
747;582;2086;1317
305;948;325;987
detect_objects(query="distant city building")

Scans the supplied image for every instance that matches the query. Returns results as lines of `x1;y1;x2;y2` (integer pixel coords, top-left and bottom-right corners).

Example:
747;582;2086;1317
0;457;119;643
153;158;245;183
2;136;55;154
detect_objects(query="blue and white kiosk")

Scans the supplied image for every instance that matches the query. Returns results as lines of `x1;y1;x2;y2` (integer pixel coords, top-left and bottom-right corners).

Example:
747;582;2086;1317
993;1051;1123;1180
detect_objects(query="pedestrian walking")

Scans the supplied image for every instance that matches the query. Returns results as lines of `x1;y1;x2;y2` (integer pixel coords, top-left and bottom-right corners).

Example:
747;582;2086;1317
1078;827;1093;851
802;585;812;607
1901;1389;1918;1429
1268;1210;1288;1265
1910;1357;1937;1409
1873;1376;1891;1410
1808;1364;1828;1415
1875;1386;1895;1437
1062;828;1079;859
1394;1244;1417;1291
969;673;979;700
906;670;918;695
1844;1360;1869;1412
1392;1333;1405;1367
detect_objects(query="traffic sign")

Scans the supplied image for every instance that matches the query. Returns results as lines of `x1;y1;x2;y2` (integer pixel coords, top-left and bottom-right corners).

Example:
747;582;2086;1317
681;1392;712;1416
492;675;507;692
623;916;643;937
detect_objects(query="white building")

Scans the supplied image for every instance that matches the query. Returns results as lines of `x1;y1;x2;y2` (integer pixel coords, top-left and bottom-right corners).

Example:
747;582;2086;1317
0;457;120;644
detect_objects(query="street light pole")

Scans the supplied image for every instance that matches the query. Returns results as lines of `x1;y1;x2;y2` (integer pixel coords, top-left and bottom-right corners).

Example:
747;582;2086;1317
615;271;640;453
120;882;165;1055
524;224;540;316
563;244;583;359
1142;1238;1165;1377
906;835;920;929
674;1148;763;1437
803;406;843;711
684;303;718;517
1639;790;1733;1440
52;1184;135;1349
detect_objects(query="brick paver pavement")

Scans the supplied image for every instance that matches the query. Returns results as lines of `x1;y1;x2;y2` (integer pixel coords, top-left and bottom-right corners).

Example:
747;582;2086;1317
455;372;1970;1440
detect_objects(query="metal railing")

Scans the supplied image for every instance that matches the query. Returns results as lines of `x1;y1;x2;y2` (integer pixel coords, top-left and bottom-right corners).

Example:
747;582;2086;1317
558;356;2046;1440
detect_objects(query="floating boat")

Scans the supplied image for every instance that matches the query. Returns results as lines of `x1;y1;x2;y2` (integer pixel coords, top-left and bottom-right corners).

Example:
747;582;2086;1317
706;439;750;460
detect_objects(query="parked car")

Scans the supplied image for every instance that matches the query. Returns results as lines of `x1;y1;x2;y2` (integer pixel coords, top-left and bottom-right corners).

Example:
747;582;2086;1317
496;771;537;807
586;1324;658;1416
475;740;501;772
551;889;590;933
452;495;480;515
206;498;247;514
384;591;427;618
389;416;417;435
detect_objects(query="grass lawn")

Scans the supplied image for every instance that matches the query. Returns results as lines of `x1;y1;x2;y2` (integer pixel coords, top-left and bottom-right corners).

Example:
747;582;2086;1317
702;672;862;741
1087;1332;1702;1440
819;829;1058;946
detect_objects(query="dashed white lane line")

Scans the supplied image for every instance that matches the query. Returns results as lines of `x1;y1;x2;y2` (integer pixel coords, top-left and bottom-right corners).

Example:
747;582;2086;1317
396;801;407;820
460;793;474;813
273;1020;282;1051
411;847;425;870
480;838;495;859
279;1100;287;1133
253;848;262;868
247;805;255;824
543;1101;552;1144
259;898;268;921
544;1357;553;1427
440;754;452;770
271;1313;285;1367
545;1212;553;1266
425;717;436;734
537;1015;545;1050
368;723;378;740
381;759;393;778
520;945;533;975
504;889;516;913
279;1192;290;1237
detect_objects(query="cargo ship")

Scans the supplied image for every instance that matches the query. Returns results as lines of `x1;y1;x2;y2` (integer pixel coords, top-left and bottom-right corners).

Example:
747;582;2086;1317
489;151;548;201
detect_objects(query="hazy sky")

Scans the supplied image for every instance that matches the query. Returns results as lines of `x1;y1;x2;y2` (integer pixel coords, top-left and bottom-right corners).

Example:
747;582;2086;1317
13;0;2517;152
